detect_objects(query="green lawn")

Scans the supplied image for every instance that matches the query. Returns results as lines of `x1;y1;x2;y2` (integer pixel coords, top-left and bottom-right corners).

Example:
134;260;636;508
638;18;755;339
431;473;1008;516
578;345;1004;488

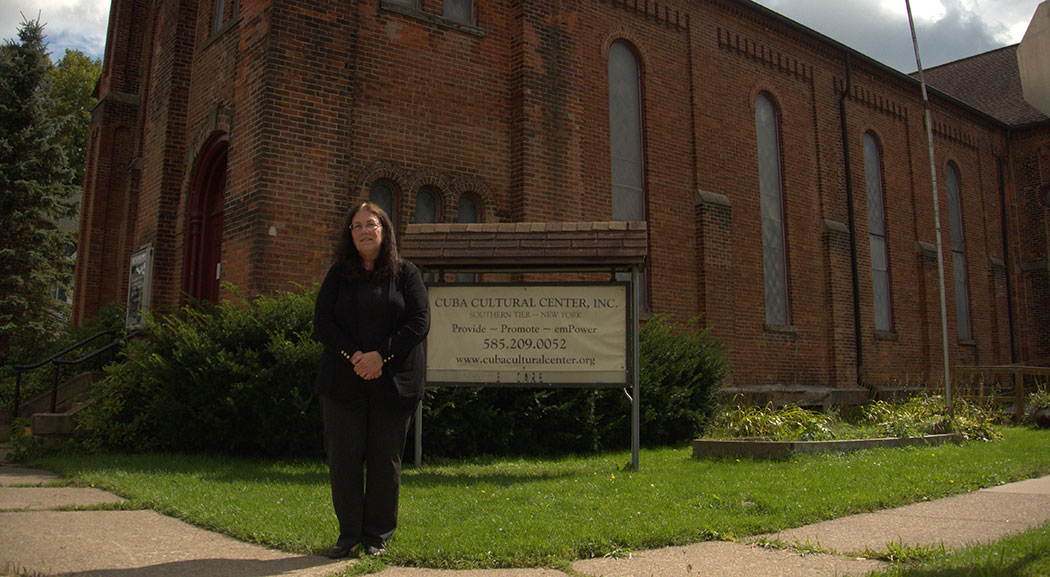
33;427;1050;570
869;520;1050;577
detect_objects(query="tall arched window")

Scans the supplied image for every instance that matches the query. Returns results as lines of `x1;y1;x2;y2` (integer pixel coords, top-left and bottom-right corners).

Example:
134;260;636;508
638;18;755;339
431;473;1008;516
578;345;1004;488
756;93;789;325
369;181;398;227
946;162;971;340
608;41;645;224
864;132;892;332
609;40;647;304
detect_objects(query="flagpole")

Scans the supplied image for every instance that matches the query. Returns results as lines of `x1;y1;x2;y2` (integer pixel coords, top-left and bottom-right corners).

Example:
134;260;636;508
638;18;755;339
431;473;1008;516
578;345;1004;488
905;0;952;412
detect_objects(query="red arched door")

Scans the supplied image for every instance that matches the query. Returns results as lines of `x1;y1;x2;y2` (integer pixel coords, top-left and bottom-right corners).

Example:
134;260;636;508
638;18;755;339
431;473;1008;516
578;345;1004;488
182;134;228;303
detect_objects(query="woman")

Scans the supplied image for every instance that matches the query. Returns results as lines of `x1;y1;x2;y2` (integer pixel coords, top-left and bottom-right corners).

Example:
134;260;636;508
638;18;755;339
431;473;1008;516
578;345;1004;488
313;202;430;558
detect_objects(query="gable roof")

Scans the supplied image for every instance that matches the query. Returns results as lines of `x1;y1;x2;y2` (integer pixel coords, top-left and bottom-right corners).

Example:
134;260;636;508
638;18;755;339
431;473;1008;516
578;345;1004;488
919;45;1048;127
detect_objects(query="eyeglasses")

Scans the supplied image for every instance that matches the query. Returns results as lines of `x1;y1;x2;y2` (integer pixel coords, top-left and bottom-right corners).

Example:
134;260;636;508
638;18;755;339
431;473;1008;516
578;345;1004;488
350;220;381;233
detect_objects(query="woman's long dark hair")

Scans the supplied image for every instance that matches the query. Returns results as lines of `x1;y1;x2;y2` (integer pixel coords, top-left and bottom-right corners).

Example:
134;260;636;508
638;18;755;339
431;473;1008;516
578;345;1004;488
335;202;400;281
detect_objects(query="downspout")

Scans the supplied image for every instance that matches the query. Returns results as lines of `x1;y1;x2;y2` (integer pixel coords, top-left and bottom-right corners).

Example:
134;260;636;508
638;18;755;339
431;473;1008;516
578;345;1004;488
839;53;864;387
999;141;1017;363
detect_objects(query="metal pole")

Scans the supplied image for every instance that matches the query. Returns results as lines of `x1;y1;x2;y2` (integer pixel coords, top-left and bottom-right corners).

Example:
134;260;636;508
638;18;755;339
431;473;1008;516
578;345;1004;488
631;265;641;471
906;0;952;410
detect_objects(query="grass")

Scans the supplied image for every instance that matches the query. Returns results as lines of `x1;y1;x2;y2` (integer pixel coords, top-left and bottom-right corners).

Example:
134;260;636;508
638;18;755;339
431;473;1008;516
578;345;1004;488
30;427;1050;570
868;521;1050;577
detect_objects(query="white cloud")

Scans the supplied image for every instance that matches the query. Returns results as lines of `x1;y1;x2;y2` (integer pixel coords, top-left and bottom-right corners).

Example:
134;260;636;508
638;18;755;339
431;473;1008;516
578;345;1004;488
754;0;1041;71
1;0;108;59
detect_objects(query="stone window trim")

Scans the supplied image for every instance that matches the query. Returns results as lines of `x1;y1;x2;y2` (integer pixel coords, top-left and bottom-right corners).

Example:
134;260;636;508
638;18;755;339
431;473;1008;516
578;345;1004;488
381;0;484;38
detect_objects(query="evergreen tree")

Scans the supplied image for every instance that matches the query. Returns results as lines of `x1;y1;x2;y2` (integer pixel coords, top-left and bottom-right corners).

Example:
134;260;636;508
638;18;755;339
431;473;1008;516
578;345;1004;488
0;18;78;365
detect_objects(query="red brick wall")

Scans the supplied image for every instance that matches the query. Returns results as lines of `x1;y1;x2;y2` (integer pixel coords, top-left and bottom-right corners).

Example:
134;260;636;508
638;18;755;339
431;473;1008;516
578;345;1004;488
74;0;1050;393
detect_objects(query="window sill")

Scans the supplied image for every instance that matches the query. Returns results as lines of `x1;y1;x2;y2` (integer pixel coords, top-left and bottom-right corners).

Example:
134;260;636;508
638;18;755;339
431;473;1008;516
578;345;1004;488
381;1;484;38
875;330;898;342
959;338;977;347
763;323;798;335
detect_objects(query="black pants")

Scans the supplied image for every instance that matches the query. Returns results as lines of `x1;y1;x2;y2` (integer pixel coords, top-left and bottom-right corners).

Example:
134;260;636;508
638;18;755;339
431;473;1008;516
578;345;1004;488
321;389;416;547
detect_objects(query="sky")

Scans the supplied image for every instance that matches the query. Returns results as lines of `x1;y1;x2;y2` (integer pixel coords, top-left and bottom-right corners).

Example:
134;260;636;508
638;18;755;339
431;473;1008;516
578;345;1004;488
0;0;1043;72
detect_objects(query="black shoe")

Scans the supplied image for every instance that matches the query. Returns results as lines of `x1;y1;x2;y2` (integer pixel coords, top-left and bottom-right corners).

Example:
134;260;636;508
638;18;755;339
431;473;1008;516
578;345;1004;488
365;544;385;557
327;540;358;559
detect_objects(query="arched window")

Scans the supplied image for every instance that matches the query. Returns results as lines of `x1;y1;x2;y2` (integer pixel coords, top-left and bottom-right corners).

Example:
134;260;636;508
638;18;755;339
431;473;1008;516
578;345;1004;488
946;162;971;340
414;188;440;224
369;180;398;227
608;41;644;223
456;194;478;224
864;132;892;332
756;93;789;325
608;40;648;305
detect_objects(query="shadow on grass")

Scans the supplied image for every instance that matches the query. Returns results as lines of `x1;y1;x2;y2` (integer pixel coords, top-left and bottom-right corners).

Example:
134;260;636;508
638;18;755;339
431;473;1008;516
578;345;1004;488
883;551;1049;577
403;468;577;488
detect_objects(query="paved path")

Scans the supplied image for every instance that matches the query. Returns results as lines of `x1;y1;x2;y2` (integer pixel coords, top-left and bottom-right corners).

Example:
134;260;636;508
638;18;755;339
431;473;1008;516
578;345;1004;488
2;461;1048;577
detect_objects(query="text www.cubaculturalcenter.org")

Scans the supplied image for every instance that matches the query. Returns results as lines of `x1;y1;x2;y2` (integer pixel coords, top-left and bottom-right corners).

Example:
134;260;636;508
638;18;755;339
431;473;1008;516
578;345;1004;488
455;353;597;367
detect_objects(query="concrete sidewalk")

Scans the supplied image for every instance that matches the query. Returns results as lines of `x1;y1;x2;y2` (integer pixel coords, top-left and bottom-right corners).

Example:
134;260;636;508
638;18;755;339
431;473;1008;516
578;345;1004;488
2;463;1048;577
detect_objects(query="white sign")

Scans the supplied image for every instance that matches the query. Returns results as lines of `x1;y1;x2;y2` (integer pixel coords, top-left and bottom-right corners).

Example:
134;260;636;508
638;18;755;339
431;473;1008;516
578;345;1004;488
426;284;628;386
126;245;154;328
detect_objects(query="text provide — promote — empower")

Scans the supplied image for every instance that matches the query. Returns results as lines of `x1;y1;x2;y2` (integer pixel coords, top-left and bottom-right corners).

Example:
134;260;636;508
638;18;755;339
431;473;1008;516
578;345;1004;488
426;283;628;386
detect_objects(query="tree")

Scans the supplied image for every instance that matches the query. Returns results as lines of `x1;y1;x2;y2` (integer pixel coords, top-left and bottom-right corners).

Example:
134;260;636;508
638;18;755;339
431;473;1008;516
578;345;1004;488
48;49;100;189
0;18;78;365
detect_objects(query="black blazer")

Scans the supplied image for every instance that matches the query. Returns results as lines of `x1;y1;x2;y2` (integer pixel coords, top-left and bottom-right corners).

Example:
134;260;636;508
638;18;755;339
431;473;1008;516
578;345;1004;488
313;260;430;403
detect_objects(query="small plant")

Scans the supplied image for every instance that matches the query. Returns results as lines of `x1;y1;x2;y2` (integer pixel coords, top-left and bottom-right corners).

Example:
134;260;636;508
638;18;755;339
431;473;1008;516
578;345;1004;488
710;401;836;441
709;395;1000;442
864;540;946;564
1024;384;1050;428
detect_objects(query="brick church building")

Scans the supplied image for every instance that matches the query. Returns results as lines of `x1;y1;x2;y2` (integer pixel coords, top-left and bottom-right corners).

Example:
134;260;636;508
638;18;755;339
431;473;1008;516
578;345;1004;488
74;0;1050;398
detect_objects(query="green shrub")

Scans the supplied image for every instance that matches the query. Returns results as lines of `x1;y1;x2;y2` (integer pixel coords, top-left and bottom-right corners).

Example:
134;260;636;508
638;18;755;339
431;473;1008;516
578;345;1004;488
78;286;323;456
79;297;728;458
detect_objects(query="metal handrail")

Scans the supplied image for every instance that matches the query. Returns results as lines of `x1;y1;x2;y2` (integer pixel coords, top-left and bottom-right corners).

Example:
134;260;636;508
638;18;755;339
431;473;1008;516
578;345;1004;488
10;329;141;419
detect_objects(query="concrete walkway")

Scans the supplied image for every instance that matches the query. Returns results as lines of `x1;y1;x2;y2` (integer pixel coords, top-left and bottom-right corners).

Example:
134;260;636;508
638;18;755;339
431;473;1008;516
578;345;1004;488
2;461;1049;577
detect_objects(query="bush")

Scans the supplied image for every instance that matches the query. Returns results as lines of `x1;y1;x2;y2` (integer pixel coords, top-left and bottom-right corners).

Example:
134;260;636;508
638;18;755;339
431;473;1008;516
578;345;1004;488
78;286;323;456
80;300;729;458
